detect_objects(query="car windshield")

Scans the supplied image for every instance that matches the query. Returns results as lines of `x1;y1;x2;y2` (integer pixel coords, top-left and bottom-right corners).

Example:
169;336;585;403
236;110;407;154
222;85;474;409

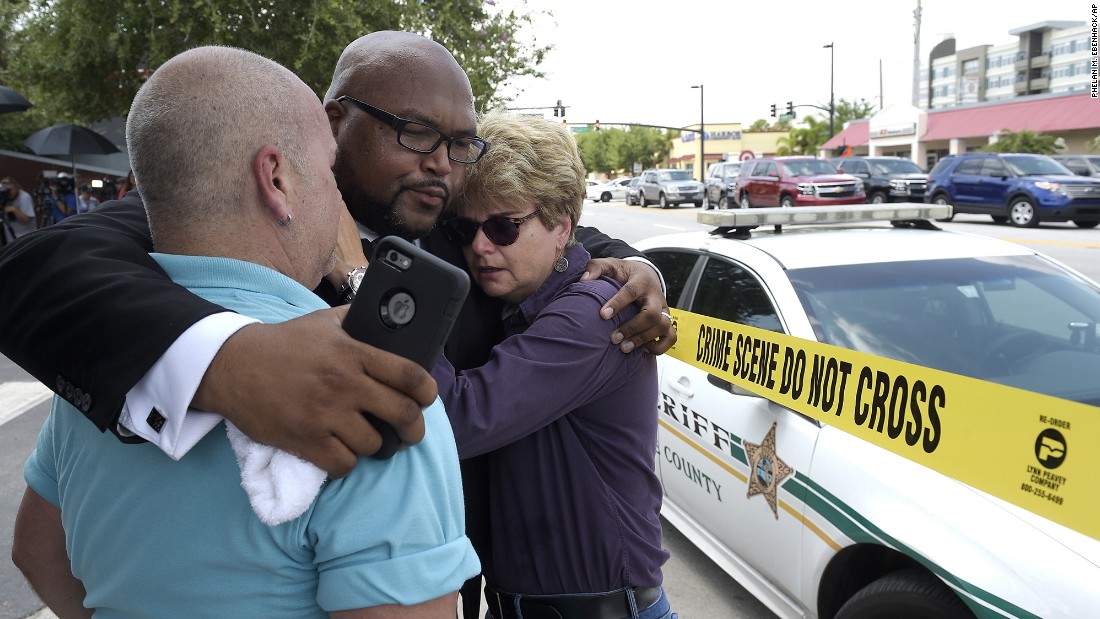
780;159;838;176
870;159;925;175
659;170;694;181
1005;156;1073;177
788;256;1100;406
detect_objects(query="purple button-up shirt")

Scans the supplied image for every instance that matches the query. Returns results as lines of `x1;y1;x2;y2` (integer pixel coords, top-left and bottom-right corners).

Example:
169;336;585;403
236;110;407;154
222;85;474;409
432;243;667;595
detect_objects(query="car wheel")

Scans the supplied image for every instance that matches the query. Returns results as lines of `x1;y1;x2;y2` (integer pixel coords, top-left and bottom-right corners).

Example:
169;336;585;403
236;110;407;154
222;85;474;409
659;194;670;209
780;195;795;208
931;193;954;222
1073;219;1100;228
991;215;1008;224
693;202;702;208
869;191;888;204
1008;197;1039;228
639;192;648;207
718;196;729;209
600;192;611;202
835;568;973;619
740;194;752;209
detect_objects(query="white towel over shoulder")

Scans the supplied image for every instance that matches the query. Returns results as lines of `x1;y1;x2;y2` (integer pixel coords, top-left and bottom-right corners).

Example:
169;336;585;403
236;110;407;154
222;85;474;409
225;422;327;525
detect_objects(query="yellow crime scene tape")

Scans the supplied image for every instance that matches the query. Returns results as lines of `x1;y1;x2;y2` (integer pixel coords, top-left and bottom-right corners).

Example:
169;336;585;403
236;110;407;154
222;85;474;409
665;308;1100;540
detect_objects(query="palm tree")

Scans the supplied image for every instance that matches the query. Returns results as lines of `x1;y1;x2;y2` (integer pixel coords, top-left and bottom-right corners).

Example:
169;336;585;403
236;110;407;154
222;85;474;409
776;116;831;155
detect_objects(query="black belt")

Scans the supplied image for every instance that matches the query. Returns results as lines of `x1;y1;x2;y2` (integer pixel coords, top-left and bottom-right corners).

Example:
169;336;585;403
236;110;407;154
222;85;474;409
485;584;662;619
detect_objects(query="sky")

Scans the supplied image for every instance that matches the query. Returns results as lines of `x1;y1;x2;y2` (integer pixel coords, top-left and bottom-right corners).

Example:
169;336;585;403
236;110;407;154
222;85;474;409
494;0;1087;129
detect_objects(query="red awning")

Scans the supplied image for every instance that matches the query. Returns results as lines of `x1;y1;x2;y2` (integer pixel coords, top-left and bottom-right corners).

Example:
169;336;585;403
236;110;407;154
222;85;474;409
822;120;869;150
923;94;1100;141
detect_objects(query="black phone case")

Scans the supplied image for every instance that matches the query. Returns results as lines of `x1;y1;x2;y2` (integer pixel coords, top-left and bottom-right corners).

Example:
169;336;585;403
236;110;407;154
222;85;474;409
342;236;470;458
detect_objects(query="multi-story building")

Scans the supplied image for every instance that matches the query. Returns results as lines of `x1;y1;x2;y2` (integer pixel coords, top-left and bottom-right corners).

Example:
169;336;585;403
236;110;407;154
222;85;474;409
822;20;1100;170
920;21;1092;109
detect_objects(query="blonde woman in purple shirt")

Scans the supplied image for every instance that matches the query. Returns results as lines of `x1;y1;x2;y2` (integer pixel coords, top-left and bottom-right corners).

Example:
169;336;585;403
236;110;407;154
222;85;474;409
432;110;674;619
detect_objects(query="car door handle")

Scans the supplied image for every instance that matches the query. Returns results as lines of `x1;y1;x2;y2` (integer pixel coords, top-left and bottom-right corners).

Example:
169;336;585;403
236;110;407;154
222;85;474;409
667;376;694;398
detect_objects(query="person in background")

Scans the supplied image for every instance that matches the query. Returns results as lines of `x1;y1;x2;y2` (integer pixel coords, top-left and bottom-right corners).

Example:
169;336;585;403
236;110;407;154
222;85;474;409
434;110;674;619
44;173;77;223
1;176;37;242
77;184;99;213
12;45;477;619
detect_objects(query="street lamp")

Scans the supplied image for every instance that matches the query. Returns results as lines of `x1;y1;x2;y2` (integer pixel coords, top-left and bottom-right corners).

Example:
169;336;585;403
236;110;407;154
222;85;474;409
823;43;835;139
691;84;704;182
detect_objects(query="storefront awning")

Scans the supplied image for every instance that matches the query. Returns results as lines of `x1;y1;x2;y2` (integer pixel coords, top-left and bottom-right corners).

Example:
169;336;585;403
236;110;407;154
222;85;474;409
923;94;1100;141
822;120;869;150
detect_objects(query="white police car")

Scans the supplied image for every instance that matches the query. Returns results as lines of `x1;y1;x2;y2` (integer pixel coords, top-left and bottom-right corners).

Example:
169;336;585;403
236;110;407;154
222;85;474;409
636;205;1100;618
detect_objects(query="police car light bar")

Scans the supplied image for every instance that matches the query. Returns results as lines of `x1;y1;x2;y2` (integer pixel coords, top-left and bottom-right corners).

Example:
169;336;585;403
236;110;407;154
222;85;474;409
698;203;952;228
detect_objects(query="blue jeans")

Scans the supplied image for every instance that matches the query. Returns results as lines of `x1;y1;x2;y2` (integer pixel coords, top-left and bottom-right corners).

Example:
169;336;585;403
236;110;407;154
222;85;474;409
483;586;677;619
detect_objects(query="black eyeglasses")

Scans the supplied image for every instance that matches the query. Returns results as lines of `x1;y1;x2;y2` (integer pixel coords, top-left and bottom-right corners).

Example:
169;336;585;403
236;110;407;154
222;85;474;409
443;211;540;246
337;95;489;164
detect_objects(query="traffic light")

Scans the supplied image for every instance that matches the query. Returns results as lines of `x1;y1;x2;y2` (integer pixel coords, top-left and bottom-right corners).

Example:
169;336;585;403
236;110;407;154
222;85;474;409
595;120;600;131
786;101;795;117
554;99;563;117
770;104;777;118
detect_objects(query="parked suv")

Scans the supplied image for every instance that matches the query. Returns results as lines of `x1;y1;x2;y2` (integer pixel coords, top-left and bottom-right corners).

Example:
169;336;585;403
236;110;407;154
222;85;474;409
703;161;741;209
625;176;642;205
835;156;928;203
1052;154;1100;177
925;153;1100;228
637;168;705;208
734;156;865;208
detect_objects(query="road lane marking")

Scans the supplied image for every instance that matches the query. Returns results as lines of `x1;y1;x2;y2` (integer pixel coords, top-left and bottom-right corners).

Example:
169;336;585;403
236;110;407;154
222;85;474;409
0;381;51;426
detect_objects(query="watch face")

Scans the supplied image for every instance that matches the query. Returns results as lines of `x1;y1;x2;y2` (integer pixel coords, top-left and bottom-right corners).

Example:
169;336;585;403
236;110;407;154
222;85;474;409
349;269;365;292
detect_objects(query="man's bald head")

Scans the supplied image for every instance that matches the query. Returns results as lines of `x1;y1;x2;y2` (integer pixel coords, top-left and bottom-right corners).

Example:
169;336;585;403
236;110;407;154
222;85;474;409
325;31;471;104
127;46;314;235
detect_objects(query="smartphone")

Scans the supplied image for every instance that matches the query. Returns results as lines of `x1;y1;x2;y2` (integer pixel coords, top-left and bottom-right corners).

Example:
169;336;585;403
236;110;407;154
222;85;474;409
342;236;470;458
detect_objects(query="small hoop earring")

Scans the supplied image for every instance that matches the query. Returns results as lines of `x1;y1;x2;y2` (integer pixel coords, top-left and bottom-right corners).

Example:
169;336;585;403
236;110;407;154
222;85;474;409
279;213;293;227
553;255;568;272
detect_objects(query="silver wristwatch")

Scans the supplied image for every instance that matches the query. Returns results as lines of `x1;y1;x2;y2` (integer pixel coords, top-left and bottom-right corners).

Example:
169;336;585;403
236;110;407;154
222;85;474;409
337;266;367;305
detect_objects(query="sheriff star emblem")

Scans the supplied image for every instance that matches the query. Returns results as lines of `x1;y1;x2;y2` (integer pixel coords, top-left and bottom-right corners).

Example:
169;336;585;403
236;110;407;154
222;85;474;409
743;422;794;519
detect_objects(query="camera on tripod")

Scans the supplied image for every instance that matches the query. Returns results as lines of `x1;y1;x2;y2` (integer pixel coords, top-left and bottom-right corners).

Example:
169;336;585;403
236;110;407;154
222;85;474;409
35;170;75;197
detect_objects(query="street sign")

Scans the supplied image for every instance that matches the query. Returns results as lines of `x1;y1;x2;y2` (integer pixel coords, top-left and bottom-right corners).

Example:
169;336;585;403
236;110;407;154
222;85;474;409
778;113;794;122
633;162;642;174
571;126;590;134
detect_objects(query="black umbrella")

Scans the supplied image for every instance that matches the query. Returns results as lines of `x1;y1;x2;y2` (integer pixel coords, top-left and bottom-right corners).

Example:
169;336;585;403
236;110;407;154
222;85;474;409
0;85;32;114
24;123;121;185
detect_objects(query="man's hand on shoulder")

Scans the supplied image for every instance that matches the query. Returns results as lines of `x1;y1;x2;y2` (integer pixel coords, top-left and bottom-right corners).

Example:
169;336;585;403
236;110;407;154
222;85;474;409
194;306;434;477
581;257;676;355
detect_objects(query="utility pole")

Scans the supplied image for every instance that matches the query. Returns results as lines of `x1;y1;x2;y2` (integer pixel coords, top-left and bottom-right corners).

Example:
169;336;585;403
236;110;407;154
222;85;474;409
824;42;835;139
691;85;704;181
913;0;922;107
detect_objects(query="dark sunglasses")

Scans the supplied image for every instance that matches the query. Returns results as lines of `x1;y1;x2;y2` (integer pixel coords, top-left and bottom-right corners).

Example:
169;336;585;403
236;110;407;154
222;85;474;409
443;211;540;246
336;95;489;164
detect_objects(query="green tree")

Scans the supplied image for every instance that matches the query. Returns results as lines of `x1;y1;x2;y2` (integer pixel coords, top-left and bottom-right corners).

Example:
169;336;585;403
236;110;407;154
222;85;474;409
981;129;1059;154
615;126;671;172
576;128;618;177
776;115;830;155
833;97;876;127
4;0;549;127
576;125;671;176
746;119;770;132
